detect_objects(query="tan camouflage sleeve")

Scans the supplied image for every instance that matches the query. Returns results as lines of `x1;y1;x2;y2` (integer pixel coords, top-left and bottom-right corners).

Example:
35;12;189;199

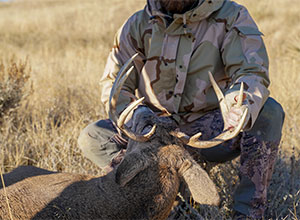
221;6;270;128
100;14;144;115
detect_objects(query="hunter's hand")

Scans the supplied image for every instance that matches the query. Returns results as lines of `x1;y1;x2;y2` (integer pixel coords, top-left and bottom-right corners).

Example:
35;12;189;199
225;105;249;130
131;105;154;134
224;91;251;130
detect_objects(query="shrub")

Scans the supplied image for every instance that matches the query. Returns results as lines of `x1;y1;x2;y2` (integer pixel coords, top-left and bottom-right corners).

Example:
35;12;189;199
0;58;31;125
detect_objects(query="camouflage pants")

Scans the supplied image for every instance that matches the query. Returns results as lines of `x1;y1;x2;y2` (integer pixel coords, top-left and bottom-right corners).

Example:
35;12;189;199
78;97;284;218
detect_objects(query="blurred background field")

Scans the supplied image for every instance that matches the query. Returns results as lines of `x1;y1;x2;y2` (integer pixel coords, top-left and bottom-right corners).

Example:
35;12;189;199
0;0;299;219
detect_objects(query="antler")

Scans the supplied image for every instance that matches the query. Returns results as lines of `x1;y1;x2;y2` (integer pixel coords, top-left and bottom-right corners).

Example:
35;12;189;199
171;71;248;149
109;53;156;142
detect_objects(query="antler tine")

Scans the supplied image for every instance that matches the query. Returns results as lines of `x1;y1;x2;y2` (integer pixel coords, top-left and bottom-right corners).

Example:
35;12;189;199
236;82;244;107
118;97;157;141
174;108;248;148
109;53;139;121
118;97;145;128
109;53;156;142
208;71;229;118
109;66;135;124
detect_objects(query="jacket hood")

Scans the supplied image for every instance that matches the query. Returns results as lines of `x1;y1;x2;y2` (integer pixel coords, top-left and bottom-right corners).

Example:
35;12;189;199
146;0;225;23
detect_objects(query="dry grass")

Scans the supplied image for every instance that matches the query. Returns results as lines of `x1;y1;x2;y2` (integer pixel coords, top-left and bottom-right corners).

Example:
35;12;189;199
0;0;299;219
0;167;13;220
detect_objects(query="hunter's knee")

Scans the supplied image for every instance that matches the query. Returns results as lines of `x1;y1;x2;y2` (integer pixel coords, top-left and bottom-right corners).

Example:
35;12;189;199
77;122;97;155
249;97;285;142
78;120;121;168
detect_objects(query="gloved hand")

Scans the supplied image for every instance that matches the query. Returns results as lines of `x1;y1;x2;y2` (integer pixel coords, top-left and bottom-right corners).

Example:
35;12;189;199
131;105;155;134
131;105;178;134
224;91;251;130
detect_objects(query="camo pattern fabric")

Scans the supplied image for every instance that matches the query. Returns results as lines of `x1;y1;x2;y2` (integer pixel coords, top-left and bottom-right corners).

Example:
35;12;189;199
239;135;279;218
179;108;280;219
100;0;270;128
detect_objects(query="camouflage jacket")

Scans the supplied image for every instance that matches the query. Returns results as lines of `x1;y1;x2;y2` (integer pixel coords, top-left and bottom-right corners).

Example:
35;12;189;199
100;0;270;127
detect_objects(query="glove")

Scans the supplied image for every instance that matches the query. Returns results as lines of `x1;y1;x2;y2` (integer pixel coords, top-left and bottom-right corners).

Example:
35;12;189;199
131;105;155;134
131;106;178;134
224;90;251;130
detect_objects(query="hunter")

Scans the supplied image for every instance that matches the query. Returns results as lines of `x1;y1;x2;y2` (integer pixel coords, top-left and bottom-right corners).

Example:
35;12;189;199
78;0;285;218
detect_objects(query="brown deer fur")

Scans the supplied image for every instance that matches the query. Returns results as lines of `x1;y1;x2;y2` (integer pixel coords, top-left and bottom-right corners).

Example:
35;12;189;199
0;111;220;220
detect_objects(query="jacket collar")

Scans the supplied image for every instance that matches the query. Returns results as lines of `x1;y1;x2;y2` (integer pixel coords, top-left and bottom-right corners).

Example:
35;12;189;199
146;0;225;23
146;0;225;35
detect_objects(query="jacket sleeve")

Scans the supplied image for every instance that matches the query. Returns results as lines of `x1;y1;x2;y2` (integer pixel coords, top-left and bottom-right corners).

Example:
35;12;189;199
221;6;270;129
100;14;145;116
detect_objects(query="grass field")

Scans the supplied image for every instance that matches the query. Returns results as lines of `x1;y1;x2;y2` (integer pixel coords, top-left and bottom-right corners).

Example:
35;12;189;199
0;0;299;219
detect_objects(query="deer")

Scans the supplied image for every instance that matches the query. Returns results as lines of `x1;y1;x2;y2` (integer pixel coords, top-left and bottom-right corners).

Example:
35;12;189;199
0;54;248;220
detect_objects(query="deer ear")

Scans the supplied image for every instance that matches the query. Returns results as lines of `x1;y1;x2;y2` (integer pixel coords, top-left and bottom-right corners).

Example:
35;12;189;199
180;160;220;206
115;153;150;187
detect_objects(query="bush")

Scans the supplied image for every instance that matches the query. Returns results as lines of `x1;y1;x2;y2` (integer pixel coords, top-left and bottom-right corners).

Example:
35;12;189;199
0;58;31;124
